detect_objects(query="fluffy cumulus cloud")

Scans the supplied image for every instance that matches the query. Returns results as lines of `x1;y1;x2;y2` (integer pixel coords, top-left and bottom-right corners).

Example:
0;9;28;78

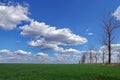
28;39;80;54
36;52;48;57
0;3;30;30
0;49;32;56
0;49;12;54
28;39;61;52
20;21;87;45
20;21;87;55
14;50;31;55
61;48;80;54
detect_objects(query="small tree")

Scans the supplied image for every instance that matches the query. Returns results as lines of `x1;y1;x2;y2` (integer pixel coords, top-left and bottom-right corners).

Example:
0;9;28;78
81;53;86;64
89;45;94;64
101;46;107;64
94;50;98;64
102;49;106;64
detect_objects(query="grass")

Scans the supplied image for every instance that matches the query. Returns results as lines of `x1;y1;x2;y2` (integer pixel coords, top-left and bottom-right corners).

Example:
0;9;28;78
0;64;120;80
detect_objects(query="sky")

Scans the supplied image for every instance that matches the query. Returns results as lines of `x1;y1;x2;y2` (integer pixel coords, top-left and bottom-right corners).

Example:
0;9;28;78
0;0;120;63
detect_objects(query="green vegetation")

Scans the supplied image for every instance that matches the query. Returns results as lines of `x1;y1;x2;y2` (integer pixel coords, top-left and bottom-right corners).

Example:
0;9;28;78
0;64;120;80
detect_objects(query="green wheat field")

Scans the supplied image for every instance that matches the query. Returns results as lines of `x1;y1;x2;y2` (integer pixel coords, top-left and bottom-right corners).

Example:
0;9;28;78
0;64;120;80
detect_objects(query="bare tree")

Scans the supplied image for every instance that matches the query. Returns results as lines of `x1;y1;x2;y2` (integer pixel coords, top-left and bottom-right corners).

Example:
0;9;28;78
102;49;106;64
100;46;107;64
94;50;98;64
89;45;94;64
90;50;99;64
81;53;86;64
86;54;90;64
101;14;120;64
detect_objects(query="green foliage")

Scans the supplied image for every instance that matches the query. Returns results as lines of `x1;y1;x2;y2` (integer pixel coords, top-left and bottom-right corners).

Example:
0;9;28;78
0;64;120;80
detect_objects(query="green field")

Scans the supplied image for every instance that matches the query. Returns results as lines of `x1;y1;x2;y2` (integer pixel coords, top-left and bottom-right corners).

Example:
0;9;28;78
0;64;120;80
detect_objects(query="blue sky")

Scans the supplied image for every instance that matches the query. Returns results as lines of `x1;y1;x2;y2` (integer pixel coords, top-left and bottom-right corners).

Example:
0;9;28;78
0;0;120;63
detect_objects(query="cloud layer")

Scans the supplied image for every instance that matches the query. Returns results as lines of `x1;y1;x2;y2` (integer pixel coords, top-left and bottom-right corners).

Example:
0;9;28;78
0;49;82;63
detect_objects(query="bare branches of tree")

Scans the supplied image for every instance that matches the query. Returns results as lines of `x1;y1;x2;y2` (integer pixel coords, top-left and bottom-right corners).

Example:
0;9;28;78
101;13;120;64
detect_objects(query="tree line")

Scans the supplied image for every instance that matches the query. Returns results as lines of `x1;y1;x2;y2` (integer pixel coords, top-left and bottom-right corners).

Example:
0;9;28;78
80;13;120;64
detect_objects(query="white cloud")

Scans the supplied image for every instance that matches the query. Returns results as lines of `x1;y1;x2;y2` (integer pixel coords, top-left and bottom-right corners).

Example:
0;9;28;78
0;49;82;63
28;39;63;52
36;52;48;57
87;33;93;36
61;48;80;54
14;50;31;55
20;20;87;55
1;44;120;64
0;49;12;55
113;6;120;20
0;49;51;63
99;44;120;53
0;3;30;30
97;44;120;63
20;21;87;45
28;39;80;54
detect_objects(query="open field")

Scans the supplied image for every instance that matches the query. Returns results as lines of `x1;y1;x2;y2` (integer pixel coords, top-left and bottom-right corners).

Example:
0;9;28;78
0;64;120;80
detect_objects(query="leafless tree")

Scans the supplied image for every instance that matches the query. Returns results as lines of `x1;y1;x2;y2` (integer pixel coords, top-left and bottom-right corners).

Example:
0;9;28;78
100;46;107;64
89;45;94;64
86;54;90;64
101;13;120;64
94;50;99;64
81;53;86;64
102;49;106;64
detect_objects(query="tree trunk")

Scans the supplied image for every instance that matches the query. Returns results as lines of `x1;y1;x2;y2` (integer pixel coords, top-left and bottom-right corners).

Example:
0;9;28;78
108;46;111;64
108;35;111;64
